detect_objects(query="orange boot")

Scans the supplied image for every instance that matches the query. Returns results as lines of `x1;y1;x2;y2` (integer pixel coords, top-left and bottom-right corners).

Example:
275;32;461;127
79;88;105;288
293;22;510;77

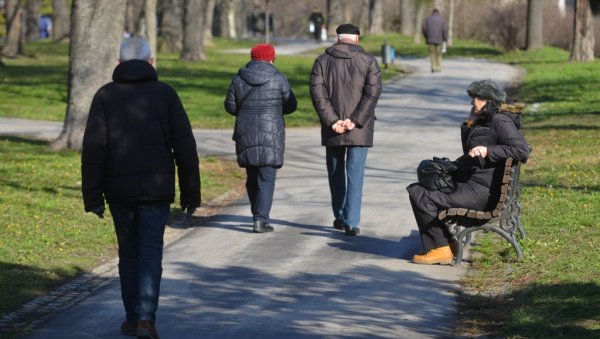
412;246;453;265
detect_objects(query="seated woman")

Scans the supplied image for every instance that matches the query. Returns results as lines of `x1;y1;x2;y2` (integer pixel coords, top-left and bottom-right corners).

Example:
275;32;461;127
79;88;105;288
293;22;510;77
406;79;530;265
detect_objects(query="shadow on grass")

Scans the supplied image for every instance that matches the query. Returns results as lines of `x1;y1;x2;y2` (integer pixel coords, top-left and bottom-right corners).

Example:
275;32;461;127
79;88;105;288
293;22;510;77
0;136;49;146
0;262;85;315
458;282;600;338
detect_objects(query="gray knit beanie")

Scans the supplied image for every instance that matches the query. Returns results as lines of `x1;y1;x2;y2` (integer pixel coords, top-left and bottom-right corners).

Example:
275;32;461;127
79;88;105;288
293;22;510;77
466;79;506;103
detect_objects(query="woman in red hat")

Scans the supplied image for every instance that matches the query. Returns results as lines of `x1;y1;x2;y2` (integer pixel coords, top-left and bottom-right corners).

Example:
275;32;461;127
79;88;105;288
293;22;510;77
225;44;297;233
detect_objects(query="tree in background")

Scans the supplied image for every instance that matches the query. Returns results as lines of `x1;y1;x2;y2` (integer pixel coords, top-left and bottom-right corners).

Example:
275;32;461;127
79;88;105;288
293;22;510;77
447;0;454;46
400;0;416;36
181;0;206;61
413;0;427;44
52;0;126;151
204;0;216;45
25;0;40;42
158;0;184;53
145;0;158;64
327;0;343;36
52;0;70;41
369;0;384;35
2;0;23;58
570;0;595;61
526;0;543;50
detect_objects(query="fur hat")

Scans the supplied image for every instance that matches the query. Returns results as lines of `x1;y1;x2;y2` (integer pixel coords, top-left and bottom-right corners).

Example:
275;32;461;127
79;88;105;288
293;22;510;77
250;44;275;62
467;79;506;103
336;23;360;36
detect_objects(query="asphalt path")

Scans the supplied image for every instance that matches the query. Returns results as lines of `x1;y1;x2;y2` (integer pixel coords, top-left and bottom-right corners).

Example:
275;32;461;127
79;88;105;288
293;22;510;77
7;55;519;338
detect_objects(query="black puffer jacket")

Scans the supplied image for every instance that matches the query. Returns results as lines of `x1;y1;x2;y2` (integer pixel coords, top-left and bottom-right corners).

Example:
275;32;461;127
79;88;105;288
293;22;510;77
407;102;530;213
224;60;296;168
82;60;200;211
310;42;382;146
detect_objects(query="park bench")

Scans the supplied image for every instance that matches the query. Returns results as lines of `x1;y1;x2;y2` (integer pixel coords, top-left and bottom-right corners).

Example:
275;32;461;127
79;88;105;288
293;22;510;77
438;158;527;266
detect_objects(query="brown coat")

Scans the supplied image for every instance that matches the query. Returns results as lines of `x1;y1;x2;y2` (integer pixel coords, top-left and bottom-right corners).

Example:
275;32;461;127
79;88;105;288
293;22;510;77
310;42;382;146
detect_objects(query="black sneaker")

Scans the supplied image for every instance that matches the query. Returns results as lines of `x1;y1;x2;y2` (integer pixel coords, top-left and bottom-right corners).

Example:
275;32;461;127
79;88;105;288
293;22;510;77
253;220;274;233
344;227;360;236
333;218;345;230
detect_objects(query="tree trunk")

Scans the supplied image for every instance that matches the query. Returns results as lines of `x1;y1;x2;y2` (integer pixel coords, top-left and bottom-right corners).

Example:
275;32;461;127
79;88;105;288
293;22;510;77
2;0;23;57
204;0;216;46
327;0;343;36
158;0;184;53
570;0;595;62
51;0;126;151
358;0;370;35
145;0;157;64
214;0;233;38
25;0;40;42
264;0;270;44
413;1;426;44
525;0;543;50
447;0;454;46
181;0;206;61
400;0;416;36
369;0;384;35
52;0;70;41
125;0;145;35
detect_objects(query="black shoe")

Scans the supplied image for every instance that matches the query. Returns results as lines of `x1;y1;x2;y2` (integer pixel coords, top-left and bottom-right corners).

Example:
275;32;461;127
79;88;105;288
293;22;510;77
253;220;274;233
344;227;360;236
333;218;345;230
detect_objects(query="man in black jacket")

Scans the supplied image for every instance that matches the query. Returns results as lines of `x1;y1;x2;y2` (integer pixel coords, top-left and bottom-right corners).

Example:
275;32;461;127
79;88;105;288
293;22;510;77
81;37;200;339
310;24;382;236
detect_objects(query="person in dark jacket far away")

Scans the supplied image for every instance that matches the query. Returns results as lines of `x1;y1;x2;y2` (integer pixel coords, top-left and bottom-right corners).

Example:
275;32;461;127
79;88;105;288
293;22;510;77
406;80;530;265
81;37;200;339
225;43;297;233
422;8;448;72
310;23;382;236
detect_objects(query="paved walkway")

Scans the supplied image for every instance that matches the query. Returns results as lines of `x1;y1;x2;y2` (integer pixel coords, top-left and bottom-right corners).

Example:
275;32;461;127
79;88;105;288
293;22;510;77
2;55;518;338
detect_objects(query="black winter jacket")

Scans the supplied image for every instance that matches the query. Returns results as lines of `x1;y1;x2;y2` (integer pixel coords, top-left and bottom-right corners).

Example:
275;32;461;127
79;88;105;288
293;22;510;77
310;42;382;147
453;103;530;209
224;60;296;168
81;60;200;211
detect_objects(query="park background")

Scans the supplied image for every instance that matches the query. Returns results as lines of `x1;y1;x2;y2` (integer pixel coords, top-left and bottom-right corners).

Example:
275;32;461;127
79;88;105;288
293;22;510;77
1;0;599;337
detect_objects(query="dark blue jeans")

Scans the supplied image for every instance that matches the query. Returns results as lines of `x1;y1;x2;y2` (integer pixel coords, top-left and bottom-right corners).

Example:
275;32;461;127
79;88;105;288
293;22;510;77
109;202;170;323
326;146;369;229
245;166;277;222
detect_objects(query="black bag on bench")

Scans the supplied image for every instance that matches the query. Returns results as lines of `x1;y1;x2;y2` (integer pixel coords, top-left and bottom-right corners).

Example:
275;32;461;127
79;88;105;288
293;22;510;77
417;157;458;193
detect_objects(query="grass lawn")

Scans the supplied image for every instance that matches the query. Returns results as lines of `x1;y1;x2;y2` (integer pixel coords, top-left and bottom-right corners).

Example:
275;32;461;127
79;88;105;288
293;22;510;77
0;38;402;129
455;47;600;337
0;136;245;317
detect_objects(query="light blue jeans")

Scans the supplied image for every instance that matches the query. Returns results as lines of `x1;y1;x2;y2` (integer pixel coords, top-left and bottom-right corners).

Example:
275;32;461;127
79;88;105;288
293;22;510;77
326;146;369;229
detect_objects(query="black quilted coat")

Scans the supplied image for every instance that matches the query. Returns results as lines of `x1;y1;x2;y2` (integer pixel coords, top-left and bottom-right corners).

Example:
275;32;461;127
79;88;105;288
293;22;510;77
81;60;200;211
407;103;530;219
225;60;297;168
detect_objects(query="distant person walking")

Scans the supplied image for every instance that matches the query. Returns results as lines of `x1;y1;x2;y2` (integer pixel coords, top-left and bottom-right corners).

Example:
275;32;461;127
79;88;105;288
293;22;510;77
82;37;200;339
309;7;325;42
422;8;448;72
225;43;297;233
310;24;382;236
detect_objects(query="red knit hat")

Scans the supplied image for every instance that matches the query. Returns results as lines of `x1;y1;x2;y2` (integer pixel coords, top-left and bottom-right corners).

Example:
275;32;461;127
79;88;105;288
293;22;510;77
250;43;275;62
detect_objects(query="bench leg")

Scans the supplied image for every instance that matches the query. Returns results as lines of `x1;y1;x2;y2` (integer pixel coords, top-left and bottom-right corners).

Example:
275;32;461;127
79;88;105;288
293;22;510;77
483;225;524;259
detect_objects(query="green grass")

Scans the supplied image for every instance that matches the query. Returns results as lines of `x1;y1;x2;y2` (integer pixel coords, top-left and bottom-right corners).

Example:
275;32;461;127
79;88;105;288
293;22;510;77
455;47;600;337
0;38;405;128
0;137;245;316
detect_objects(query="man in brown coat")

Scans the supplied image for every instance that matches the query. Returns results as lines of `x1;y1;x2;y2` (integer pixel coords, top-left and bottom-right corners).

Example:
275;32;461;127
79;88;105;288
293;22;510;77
309;23;382;236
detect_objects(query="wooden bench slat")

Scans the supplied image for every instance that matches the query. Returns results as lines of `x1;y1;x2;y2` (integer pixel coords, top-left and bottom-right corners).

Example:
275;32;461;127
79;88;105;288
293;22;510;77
485;211;493;219
457;208;468;216
492;208;500;217
438;210;447;220
467;210;477;218
502;174;511;183
476;211;486;219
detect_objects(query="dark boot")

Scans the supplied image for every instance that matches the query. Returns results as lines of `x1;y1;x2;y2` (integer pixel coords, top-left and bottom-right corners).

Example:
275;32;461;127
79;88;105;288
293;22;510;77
333;218;345;230
253;220;274;233
120;321;137;336
136;320;160;339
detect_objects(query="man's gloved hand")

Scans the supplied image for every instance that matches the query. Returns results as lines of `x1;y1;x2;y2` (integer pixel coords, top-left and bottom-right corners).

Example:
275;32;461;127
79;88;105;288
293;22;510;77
91;205;105;219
